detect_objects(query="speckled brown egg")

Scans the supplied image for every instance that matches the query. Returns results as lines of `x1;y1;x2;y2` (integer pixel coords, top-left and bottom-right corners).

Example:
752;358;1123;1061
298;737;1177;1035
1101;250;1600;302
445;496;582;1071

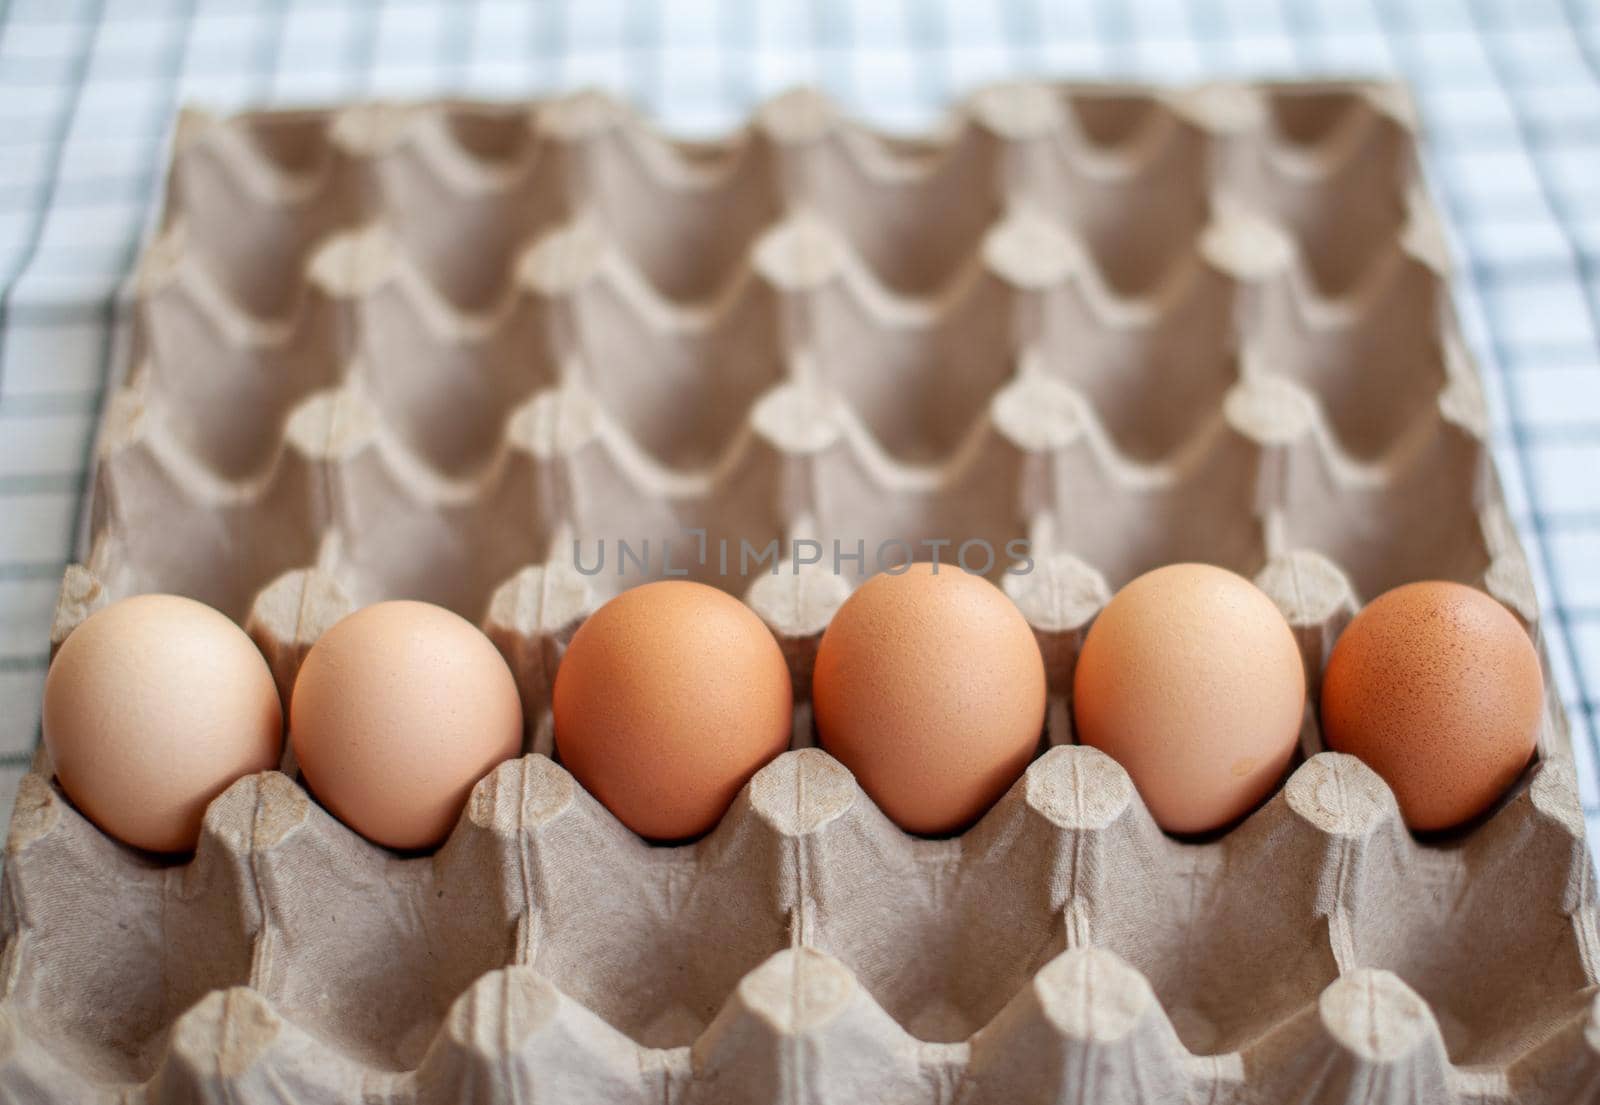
1073;563;1306;835
43;593;283;854
291;600;523;851
1321;581;1542;831
553;581;792;841
812;563;1047;835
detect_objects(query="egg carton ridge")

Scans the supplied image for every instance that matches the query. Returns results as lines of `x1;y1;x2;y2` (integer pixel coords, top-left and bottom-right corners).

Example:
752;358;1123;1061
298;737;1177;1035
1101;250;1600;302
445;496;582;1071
2;735;1596;1103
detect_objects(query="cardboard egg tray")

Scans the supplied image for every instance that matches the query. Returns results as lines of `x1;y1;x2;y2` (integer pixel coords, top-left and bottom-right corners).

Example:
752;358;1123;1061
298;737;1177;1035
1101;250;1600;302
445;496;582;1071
3;81;1597;1104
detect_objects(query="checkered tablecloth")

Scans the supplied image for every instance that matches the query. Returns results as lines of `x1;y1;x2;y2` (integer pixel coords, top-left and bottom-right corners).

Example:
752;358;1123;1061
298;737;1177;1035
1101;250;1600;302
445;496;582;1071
2;0;1598;848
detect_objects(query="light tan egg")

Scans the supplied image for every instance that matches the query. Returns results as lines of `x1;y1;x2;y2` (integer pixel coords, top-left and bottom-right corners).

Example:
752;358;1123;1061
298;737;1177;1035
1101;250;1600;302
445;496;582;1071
812;563;1047;835
1072;563;1305;834
1321;580;1542;831
291;600;523;850
553;581;793;841
43;593;283;854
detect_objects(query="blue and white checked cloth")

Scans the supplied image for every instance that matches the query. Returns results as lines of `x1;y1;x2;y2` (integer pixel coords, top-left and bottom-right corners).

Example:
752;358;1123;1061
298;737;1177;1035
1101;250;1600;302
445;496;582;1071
1;0;1598;847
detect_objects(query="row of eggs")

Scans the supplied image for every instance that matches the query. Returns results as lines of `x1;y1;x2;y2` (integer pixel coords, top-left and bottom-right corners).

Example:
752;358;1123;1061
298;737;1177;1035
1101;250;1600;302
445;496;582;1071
40;563;1543;854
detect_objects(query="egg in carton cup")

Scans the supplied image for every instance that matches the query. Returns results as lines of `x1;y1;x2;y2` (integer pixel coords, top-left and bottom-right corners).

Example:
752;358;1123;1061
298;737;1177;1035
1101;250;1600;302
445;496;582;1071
6;82;1599;1103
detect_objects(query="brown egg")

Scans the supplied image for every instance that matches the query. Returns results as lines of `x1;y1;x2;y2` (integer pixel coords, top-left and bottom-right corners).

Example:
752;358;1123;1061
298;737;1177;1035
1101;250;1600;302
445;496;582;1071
1073;563;1305;834
553;581;792;841
42;594;283;853
813;563;1047;835
291;601;523;850
1321;581;1542;831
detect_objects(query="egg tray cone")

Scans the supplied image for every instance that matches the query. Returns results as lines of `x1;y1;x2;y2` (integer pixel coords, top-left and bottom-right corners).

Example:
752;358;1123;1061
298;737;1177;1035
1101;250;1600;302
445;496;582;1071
5;80;1597;1103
